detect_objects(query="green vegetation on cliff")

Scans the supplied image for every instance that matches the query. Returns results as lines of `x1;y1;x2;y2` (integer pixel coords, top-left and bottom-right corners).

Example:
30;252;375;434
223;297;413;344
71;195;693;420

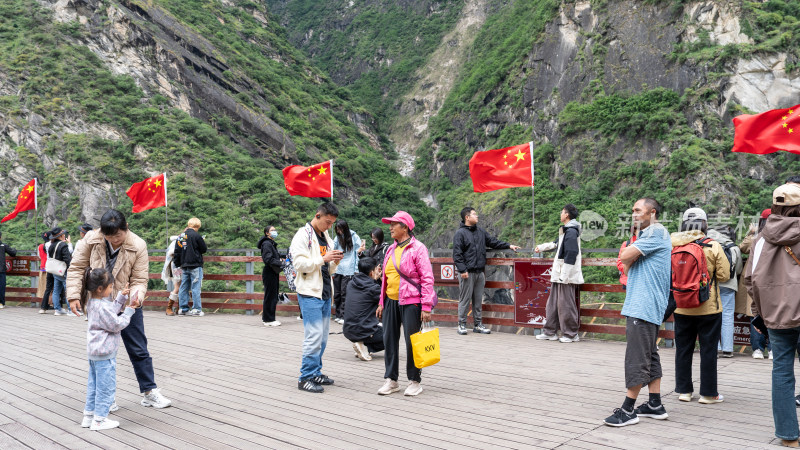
0;0;432;254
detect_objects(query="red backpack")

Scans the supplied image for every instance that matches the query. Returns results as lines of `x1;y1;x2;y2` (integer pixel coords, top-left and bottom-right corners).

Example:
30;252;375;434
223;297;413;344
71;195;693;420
670;238;712;309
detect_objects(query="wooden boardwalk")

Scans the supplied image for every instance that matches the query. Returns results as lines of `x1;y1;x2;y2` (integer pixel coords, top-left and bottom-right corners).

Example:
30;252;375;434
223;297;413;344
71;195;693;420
0;306;784;449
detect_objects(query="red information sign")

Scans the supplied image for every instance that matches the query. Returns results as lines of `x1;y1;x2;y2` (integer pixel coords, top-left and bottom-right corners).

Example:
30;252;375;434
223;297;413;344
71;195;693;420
733;313;752;346
514;260;579;326
5;257;30;275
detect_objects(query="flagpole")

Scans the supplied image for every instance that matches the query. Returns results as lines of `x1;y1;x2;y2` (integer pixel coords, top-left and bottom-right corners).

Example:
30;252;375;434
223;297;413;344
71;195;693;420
34;178;39;252
163;173;169;246
329;159;333;199
529;142;536;254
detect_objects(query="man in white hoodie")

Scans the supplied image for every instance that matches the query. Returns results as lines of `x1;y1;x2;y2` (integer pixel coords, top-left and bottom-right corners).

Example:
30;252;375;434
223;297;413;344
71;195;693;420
292;202;342;393
534;204;584;343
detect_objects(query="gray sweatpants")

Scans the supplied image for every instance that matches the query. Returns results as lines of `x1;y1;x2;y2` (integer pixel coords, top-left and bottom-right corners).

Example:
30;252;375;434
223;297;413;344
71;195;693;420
542;282;579;339
458;271;485;326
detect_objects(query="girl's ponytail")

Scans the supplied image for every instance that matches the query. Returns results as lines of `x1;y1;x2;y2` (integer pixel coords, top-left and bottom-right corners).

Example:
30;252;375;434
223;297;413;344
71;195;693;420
80;267;92;313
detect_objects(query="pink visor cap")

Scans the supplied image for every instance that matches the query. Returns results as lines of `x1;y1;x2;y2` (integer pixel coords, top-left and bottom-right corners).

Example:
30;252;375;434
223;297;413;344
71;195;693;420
381;211;415;231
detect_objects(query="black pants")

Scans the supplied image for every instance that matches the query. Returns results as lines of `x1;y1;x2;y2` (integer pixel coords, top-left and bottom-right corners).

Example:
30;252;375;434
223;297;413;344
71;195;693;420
121;308;157;393
261;267;279;323
383;299;422;382
333;274;352;320
362;327;386;353
674;312;722;397
40;273;54;310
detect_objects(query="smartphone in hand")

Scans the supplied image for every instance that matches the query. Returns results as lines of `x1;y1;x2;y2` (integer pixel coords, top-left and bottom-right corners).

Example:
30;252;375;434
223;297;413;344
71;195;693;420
129;290;139;308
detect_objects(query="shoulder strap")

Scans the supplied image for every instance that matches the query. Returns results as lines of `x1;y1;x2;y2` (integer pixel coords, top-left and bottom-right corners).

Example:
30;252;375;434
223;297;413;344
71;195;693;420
390;246;422;294
785;246;800;266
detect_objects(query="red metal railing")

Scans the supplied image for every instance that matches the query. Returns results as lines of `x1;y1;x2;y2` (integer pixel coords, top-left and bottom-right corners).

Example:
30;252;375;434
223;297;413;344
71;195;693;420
5;253;673;341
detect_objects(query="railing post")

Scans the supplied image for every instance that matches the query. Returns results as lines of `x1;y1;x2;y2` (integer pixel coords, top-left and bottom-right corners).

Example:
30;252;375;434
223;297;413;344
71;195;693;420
30;251;39;308
245;250;254;316
664;320;674;348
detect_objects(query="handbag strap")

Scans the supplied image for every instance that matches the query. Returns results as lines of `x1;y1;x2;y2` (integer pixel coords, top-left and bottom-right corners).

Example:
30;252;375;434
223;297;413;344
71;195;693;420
785;246;800;266
390;245;422;295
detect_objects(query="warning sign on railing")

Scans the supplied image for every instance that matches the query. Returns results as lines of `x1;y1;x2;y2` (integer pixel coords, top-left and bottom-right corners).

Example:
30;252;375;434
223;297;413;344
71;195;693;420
5;257;30;275
440;264;454;281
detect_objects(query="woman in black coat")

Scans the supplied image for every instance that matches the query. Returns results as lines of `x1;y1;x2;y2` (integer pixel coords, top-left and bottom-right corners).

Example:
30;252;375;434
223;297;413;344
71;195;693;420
258;226;282;327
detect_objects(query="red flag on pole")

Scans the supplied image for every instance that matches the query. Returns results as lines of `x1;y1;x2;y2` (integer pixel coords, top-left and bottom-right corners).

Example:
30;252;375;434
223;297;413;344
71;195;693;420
732;104;800;155
1;178;37;223
126;173;167;213
469;143;534;193
282;160;333;197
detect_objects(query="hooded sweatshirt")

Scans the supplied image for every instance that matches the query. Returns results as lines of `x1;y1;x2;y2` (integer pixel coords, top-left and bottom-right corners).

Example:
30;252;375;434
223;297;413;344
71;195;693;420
671;230;731;316
537;219;583;285
343;272;382;341
745;214;800;329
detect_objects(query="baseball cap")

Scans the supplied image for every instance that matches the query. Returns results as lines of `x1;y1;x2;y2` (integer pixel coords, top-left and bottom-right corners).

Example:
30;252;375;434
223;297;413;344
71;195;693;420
381;211;415;231
682;207;708;222
760;208;772;219
773;183;800;206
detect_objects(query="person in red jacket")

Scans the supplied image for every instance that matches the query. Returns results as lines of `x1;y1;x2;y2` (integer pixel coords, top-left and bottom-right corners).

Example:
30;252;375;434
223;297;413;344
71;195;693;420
616;227;637;287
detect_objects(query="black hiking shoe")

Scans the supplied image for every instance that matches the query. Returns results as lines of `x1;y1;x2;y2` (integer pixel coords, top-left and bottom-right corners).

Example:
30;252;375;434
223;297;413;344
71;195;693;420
634;402;669;420
603;408;639;427
312;374;334;385
298;378;324;393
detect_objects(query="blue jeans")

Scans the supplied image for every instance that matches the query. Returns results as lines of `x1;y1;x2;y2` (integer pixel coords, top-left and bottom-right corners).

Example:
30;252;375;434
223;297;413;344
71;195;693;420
84;358;116;419
179;267;203;312
717;287;736;352
769;327;800;440
751;321;771;351
52;275;66;312
297;294;331;381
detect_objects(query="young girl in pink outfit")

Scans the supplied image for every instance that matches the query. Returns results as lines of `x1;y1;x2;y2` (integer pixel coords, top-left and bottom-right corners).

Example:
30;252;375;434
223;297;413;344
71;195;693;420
79;268;139;431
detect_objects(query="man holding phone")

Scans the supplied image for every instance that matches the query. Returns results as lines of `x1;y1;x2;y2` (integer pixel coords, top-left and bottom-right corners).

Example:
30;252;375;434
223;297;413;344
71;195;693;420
292;202;343;393
66;209;172;409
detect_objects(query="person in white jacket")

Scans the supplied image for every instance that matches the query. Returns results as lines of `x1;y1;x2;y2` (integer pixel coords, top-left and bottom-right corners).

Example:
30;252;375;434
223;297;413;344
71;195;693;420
292;202;342;393
534;204;584;343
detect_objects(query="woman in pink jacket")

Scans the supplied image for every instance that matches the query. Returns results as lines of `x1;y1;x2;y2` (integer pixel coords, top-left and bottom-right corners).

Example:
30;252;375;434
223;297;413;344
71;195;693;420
376;211;435;397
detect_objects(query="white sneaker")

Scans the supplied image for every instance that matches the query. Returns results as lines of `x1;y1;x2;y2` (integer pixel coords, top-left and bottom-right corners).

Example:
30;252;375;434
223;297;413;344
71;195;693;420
141;388;172;408
66;310;76;317
336;318;344;324
177;309;187;316
559;335;579;343
38;309;45;314
189;310;204;317
81;415;93;428
109;402;119;412
404;381;423;396
353;341;372;361
678;392;693;402
535;333;558;341
90;418;119;431
377;378;400;395
698;394;724;404
263;320;281;327
0;304;4;309
753;349;764;359
770;350;774;360
296;316;302;320
54;310;65;316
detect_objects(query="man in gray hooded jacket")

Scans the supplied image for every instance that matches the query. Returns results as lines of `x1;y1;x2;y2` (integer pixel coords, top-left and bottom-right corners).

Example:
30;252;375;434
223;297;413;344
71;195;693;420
535;204;584;342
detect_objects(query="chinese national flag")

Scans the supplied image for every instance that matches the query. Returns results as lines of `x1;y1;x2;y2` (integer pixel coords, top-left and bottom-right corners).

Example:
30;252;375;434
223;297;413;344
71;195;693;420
732;104;800;155
1;178;37;223
282;160;333;197
126;173;167;213
469;143;534;193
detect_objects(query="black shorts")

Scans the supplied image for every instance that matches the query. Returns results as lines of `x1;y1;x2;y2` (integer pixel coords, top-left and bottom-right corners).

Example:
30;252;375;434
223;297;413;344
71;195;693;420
624;317;662;389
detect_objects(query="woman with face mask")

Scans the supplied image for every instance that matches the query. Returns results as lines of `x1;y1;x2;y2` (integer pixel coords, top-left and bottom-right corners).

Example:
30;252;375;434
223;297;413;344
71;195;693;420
258;226;283;327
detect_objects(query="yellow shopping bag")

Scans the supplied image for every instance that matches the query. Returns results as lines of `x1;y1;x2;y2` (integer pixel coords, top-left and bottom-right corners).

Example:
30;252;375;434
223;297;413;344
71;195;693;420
410;323;440;369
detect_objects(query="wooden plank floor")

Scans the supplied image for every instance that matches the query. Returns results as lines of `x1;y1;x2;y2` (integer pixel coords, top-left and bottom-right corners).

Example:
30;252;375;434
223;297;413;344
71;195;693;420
0;306;785;449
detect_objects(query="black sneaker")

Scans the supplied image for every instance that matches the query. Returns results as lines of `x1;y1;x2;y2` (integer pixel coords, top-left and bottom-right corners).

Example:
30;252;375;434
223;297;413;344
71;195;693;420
457;324;468;335
473;324;492;334
634;402;668;420
603;408;639;427
312;374;334;385
298;378;324;393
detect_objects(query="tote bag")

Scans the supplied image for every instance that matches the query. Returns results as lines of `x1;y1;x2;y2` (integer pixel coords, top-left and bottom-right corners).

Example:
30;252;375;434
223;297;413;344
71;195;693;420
410;322;440;369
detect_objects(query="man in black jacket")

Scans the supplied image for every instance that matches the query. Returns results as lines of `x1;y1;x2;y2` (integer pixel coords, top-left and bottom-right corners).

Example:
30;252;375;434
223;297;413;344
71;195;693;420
175;217;208;316
453;207;520;335
343;257;385;361
0;231;18;309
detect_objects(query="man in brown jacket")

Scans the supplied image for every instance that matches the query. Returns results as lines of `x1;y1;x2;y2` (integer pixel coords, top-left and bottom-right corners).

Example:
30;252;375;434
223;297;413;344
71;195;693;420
745;184;800;447
66;209;172;409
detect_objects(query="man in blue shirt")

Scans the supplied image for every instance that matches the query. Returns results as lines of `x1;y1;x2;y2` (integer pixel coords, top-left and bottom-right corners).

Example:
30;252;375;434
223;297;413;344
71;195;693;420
604;198;672;427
